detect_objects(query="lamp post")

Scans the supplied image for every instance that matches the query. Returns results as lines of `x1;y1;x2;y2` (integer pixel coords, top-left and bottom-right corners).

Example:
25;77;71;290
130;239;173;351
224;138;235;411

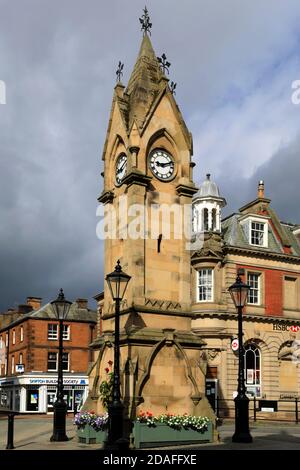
229;273;253;443
50;289;72;442
105;260;131;450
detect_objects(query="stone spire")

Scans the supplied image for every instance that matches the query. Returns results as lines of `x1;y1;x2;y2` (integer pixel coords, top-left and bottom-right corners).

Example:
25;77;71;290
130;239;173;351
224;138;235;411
125;32;165;130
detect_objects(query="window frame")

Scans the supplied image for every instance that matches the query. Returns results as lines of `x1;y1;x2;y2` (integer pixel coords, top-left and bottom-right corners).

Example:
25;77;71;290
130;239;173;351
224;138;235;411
197;268;214;303
63;324;70;341
247;272;261;305
47;352;58;371
48;324;58;341
244;343;262;398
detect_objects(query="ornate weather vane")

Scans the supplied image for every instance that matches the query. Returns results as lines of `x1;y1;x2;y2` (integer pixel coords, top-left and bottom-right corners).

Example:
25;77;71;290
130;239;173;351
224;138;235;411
116;61;124;83
157;53;171;75
139;6;152;35
170;81;177;95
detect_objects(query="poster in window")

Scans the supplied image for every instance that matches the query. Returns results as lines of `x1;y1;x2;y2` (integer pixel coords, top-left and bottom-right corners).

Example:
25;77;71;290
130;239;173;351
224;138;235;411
30;393;38;404
247;369;254;384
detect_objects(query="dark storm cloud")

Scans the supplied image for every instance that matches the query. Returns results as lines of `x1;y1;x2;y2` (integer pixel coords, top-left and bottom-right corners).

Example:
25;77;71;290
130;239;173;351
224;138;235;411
0;0;300;310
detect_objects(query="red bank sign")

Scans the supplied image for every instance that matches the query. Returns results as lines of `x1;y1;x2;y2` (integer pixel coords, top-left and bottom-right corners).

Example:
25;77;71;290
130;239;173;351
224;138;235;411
273;324;300;332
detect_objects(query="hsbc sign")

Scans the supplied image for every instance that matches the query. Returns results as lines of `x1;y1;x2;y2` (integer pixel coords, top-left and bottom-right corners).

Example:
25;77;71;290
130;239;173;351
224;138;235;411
273;323;300;332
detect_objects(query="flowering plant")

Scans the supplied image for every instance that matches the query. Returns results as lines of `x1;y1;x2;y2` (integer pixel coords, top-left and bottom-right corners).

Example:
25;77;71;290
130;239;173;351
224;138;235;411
73;410;109;431
136;410;210;432
99;361;114;410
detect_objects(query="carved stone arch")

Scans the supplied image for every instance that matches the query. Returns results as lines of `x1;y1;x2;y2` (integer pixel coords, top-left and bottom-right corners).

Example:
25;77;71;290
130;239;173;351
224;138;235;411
244;337;269;354
91;342;113;398
278;340;295;360
136;338;200;400
146;128;179;165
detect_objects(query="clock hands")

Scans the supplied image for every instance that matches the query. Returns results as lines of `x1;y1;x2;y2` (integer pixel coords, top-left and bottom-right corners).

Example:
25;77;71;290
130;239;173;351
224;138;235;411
117;160;127;174
155;160;174;168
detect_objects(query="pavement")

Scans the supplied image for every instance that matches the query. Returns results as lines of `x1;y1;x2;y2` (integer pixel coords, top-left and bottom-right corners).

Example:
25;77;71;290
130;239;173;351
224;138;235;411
1;415;300;450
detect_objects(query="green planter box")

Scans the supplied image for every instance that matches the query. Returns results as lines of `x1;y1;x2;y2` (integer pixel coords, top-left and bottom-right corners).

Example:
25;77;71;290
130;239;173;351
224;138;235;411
76;425;108;444
133;421;213;449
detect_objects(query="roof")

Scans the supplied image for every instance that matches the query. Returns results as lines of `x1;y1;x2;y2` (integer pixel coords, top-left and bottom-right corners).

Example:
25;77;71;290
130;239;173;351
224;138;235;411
222;213;300;257
0;301;97;332
193;174;226;205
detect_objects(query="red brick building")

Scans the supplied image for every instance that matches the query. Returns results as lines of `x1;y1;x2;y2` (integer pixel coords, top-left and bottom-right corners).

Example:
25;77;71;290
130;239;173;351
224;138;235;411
0;296;97;413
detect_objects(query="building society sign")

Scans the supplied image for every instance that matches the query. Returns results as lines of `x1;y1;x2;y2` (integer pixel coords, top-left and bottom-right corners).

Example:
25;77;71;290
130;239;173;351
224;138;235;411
29;378;87;385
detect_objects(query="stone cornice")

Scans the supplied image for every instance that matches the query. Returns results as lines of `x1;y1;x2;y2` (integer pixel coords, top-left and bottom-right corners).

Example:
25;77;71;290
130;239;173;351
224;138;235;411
176;184;198;198
193;311;300;324
224;245;300;264
122;171;152;188
97;190;114;204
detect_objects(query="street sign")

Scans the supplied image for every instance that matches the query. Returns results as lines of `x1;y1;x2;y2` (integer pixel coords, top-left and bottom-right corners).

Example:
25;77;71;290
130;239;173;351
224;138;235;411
231;338;239;352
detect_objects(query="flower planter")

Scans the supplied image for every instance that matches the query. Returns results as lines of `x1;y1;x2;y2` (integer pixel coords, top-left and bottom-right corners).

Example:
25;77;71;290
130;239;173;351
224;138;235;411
76;425;108;444
133;421;213;449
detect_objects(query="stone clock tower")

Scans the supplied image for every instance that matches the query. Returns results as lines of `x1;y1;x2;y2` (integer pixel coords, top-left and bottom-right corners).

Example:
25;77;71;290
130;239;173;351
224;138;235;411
88;11;215;428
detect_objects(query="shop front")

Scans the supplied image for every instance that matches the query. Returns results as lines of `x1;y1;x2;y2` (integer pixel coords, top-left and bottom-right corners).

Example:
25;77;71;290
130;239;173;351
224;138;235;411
0;373;88;413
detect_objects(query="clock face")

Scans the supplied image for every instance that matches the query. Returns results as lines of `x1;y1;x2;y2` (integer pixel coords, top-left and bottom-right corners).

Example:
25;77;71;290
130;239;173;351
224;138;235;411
115;153;127;186
149;149;175;181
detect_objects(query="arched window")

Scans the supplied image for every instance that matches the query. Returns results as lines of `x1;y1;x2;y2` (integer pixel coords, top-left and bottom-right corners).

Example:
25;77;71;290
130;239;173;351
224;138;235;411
244;343;261;397
203;208;209;231
212;208;217;231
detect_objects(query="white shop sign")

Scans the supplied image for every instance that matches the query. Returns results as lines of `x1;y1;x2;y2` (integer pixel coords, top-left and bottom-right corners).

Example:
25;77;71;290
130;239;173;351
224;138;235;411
28;378;88;385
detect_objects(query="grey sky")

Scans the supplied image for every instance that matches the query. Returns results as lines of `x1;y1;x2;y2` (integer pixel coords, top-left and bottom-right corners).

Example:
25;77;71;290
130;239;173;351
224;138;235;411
0;0;300;310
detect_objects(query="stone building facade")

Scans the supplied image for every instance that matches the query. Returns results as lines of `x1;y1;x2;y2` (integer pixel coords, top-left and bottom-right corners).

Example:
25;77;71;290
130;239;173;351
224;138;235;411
87;15;300;425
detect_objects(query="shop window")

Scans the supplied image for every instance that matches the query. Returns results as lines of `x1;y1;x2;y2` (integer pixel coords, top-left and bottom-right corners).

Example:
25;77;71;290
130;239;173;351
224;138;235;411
197;269;213;302
20;326;24;342
247;273;260;305
244;343;261;397
48;324;58;340
12;330;16;345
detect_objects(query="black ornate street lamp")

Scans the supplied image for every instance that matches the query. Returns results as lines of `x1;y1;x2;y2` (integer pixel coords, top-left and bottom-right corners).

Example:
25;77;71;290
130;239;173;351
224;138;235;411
50;289;72;442
229;273;253;443
105;260;131;450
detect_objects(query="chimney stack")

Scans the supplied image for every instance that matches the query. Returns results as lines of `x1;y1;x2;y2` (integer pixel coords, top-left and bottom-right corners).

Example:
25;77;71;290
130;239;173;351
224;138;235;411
18;304;33;314
27;297;42;310
76;298;88;309
258;180;265;199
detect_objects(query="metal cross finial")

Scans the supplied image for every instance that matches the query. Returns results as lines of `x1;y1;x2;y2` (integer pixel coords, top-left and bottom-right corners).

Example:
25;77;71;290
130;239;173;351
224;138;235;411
139;6;152;35
157;53;171;75
170;81;177;95
116;61;124;83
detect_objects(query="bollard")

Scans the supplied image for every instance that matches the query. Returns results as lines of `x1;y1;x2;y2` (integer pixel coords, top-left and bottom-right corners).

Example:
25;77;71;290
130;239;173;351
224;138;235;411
6;413;15;450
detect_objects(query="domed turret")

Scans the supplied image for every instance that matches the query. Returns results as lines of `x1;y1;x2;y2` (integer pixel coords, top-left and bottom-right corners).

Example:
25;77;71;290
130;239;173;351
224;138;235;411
192;174;226;233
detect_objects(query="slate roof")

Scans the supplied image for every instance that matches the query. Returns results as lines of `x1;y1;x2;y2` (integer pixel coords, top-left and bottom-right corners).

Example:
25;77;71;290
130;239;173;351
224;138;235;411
222;213;300;257
0;302;97;332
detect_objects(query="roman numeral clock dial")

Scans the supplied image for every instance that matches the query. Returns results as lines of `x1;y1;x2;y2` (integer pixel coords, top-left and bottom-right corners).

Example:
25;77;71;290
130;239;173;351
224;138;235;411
149;149;175;181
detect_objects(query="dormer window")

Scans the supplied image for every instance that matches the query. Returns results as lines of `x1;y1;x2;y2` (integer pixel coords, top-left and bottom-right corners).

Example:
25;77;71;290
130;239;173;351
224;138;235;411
240;216;269;248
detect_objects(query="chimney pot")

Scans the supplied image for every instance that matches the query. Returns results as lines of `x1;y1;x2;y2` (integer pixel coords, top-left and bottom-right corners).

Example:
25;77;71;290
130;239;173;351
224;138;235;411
258;180;265;199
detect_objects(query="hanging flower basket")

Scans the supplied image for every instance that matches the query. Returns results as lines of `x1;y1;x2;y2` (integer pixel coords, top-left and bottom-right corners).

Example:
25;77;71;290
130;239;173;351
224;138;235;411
133;411;213;449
